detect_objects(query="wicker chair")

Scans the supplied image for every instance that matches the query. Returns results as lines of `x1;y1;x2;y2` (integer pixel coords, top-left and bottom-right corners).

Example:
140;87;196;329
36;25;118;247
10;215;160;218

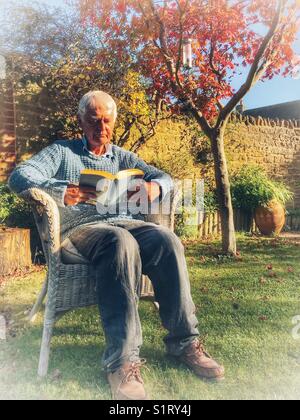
20;187;179;377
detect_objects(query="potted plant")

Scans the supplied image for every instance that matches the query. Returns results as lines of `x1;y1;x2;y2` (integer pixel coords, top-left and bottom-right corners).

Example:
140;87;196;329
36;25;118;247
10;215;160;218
231;166;294;236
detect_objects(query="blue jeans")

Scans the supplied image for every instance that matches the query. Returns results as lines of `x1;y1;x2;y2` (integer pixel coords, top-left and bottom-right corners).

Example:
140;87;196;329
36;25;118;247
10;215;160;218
69;220;199;372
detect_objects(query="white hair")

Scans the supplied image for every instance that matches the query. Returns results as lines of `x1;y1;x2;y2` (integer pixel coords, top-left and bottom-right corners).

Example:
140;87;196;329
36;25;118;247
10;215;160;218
78;90;117;122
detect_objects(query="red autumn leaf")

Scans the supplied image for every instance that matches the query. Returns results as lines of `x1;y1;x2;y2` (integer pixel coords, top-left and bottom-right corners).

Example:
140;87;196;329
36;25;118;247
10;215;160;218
267;271;277;278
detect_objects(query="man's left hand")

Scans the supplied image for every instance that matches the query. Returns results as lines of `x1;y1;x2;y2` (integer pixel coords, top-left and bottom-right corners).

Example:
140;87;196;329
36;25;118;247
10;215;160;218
128;181;161;203
143;181;161;202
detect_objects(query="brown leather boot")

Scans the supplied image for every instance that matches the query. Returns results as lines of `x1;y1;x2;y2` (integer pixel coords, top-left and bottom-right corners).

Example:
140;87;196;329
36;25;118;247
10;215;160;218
107;360;148;400
178;340;225;381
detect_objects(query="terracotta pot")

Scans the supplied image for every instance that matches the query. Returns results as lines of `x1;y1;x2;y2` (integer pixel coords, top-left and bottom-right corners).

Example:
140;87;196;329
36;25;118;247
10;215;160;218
254;200;285;236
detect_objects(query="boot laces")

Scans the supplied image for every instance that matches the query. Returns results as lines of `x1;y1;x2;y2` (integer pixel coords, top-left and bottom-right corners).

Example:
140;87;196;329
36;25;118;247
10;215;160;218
191;340;212;359
124;359;147;384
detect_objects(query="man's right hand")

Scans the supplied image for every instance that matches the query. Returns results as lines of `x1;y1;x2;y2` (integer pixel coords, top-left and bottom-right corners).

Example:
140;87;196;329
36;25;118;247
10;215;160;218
64;184;97;206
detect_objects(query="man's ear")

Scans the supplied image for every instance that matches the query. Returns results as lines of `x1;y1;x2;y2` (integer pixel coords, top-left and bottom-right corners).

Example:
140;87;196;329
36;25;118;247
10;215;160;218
77;114;83;129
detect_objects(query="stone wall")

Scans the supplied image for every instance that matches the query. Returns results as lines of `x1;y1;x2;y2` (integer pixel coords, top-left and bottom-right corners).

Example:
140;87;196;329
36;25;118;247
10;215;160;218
225;114;300;208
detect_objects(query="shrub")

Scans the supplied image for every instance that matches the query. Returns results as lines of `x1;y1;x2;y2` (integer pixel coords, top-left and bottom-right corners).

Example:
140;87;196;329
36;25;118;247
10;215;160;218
175;206;199;239
0;183;33;228
0;183;44;262
204;189;218;213
231;165;294;212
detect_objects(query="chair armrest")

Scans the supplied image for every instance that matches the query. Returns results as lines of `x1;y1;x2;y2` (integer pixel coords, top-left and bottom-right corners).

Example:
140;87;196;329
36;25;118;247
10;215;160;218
144;181;181;231
19;188;61;263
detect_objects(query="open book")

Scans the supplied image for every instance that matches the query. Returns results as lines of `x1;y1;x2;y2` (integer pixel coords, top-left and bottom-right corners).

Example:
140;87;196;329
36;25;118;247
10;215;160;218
79;168;145;207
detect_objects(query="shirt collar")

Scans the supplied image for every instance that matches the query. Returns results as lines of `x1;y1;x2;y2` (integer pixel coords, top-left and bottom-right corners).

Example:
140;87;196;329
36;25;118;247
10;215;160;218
82;136;113;157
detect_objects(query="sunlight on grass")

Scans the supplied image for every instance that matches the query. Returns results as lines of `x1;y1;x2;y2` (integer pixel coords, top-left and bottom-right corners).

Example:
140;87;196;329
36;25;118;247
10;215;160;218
1;235;300;400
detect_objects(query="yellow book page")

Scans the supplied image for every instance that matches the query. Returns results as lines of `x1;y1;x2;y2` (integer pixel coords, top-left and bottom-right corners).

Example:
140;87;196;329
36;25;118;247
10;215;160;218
81;168;144;180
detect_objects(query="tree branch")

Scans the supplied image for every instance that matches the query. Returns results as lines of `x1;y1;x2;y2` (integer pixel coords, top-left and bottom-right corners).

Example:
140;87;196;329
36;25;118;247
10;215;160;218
217;0;285;127
140;0;212;138
209;40;224;83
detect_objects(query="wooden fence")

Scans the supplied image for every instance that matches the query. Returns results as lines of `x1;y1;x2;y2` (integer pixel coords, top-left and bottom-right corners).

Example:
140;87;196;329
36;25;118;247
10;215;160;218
197;209;299;239
285;213;300;231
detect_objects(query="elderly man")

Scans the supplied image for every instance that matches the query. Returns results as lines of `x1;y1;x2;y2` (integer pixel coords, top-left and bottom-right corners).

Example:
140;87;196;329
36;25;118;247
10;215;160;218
9;90;224;400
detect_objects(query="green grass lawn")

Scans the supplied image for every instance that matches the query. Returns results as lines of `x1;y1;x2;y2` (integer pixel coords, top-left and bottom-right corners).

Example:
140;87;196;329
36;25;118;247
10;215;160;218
1;234;300;400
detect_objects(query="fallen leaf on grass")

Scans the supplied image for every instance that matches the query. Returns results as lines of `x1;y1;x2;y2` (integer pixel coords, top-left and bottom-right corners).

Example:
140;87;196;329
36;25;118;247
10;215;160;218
259;316;268;321
267;271;277;278
260;296;271;301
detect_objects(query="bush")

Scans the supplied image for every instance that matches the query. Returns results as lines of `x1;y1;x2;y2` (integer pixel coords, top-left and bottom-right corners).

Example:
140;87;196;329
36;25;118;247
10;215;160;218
204;189;218;213
231;165;294;212
175;207;199;239
0;183;43;262
0;183;34;228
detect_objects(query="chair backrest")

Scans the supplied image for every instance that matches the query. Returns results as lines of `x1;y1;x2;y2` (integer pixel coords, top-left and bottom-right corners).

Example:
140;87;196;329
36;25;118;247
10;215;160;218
20;188;61;266
31;205;51;265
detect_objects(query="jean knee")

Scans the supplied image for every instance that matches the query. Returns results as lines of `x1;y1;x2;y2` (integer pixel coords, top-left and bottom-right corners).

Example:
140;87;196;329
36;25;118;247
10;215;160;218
154;226;184;255
108;228;140;255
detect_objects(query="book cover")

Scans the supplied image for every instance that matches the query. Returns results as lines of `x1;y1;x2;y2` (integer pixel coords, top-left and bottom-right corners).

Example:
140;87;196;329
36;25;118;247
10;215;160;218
79;168;145;207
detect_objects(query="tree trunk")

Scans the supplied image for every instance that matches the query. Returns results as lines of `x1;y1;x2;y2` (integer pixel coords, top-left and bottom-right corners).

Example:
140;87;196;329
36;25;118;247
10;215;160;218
209;127;236;255
0;228;31;276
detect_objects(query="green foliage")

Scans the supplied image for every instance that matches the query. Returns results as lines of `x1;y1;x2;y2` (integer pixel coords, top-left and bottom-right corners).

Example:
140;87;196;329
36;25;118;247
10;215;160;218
231;165;294;212
204;189;218;213
175;207;199;239
175;190;219;239
0;183;34;228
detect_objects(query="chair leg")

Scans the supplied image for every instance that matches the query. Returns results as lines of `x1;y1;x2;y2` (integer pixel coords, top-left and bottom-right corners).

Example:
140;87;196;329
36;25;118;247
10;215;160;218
38;317;54;378
28;275;48;323
153;301;160;311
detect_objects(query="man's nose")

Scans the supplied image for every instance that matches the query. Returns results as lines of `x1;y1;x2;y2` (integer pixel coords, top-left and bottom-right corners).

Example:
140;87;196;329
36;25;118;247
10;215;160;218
95;119;105;131
99;119;106;130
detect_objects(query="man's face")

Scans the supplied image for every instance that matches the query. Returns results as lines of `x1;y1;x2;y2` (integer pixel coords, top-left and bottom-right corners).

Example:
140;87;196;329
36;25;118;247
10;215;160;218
79;101;115;148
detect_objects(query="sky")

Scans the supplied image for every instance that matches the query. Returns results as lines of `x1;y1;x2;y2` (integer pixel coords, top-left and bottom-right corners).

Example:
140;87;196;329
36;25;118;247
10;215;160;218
0;0;299;110
232;37;300;110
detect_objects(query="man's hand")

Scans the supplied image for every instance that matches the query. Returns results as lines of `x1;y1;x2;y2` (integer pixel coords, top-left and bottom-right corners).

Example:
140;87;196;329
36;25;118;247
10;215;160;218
64;184;97;206
128;181;161;203
143;181;161;202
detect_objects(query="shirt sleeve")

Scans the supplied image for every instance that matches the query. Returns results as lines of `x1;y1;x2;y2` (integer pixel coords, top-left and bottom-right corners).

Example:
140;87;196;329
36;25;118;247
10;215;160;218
8;142;69;208
120;150;174;201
